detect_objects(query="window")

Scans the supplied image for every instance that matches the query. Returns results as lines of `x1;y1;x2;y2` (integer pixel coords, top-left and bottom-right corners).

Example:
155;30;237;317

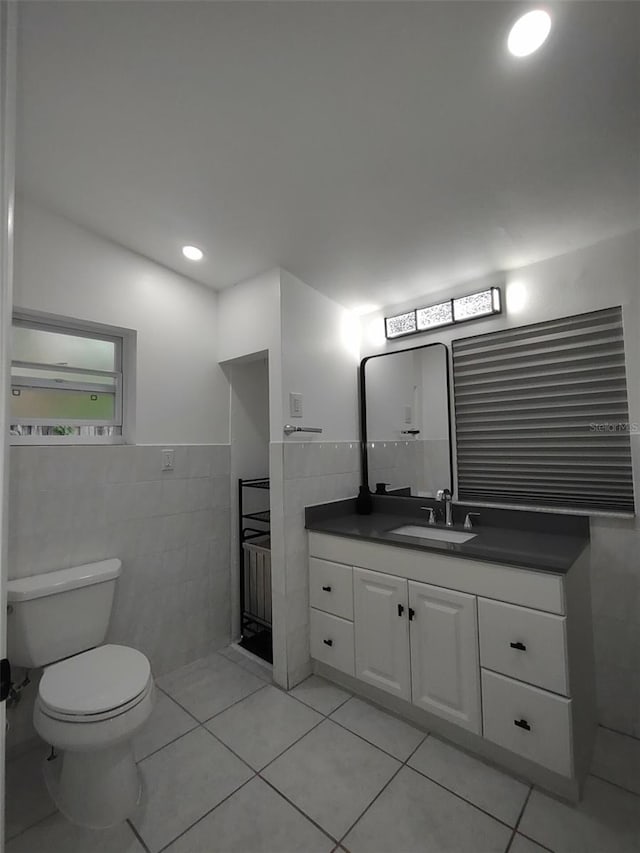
10;316;124;443
452;306;635;515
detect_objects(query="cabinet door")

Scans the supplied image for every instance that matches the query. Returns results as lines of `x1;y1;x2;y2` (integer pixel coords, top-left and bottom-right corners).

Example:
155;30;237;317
409;581;481;733
353;567;410;700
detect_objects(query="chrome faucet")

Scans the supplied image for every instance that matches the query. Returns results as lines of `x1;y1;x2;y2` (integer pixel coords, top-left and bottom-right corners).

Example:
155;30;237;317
436;488;453;527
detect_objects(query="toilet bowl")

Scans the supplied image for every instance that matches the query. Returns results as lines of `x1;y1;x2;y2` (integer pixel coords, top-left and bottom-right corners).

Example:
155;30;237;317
7;559;155;829
34;644;155;829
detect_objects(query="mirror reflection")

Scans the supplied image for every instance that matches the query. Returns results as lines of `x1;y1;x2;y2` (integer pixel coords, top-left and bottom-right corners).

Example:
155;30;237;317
361;343;452;498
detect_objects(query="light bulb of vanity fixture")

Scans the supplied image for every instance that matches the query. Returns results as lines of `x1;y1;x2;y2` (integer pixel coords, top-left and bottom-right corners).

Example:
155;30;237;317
182;245;204;261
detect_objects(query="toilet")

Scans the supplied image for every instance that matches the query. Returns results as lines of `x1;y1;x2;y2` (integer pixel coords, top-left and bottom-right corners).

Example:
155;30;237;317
7;558;155;829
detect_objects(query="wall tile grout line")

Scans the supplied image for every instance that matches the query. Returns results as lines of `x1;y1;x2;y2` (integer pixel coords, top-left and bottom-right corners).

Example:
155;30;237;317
599;723;640;744
587;771;640;800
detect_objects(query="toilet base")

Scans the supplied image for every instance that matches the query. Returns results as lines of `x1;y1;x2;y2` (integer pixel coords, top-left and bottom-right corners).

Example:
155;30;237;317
43;741;142;829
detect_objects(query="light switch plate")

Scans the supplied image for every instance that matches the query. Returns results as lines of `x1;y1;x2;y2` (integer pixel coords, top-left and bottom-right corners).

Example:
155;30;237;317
162;448;175;471
289;392;303;418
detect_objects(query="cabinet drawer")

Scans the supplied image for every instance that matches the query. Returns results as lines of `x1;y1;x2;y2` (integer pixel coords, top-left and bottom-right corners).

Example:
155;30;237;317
310;608;355;676
310;558;353;620
479;598;568;695
482;670;572;777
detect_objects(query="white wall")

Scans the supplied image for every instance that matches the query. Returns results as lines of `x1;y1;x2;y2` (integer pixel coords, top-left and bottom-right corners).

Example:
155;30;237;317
229;357;270;482
362;230;640;420
217;268;282;442
13;199;228;444
280;269;359;442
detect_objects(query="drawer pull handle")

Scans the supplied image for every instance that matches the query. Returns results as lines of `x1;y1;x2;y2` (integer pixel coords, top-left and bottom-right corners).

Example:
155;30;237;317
398;604;405;617
514;718;531;731
408;607;415;621
510;641;527;651
323;639;333;647
322;585;332;592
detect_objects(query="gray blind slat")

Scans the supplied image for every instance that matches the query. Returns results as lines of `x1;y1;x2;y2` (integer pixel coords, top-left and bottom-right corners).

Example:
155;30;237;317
452;306;635;514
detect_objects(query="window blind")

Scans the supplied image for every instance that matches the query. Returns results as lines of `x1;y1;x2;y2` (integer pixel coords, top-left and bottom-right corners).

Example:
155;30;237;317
452;306;635;514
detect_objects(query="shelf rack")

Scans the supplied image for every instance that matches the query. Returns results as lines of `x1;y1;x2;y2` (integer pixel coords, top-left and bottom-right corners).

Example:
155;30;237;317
238;477;272;663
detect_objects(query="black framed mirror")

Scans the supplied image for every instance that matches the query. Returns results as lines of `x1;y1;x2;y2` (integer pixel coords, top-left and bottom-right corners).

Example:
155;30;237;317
359;342;453;498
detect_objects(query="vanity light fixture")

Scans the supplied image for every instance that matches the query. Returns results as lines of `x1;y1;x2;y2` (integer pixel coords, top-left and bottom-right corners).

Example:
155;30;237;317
385;287;502;340
182;245;204;261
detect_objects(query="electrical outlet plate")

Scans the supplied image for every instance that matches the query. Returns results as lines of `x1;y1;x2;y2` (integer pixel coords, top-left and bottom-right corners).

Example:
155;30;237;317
162;448;175;471
289;392;303;418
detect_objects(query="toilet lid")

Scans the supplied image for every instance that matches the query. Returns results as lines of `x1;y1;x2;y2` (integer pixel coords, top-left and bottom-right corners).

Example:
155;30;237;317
39;645;151;716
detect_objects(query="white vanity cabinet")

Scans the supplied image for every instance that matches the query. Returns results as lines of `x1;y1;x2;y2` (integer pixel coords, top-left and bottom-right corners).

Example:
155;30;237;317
409;582;481;733
353;568;410;700
308;530;596;801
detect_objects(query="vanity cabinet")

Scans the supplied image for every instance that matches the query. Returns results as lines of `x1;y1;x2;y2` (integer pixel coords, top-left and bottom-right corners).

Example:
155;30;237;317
353;568;410;700
307;530;596;801
409;582;481;733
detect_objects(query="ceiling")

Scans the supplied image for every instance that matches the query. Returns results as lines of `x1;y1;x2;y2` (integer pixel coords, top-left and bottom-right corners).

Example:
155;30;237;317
16;1;640;310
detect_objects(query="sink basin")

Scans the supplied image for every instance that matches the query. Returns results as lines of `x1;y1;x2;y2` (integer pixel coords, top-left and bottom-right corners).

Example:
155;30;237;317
389;525;477;544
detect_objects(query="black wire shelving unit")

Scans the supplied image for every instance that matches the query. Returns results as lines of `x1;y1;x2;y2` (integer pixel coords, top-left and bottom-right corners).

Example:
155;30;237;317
238;477;272;663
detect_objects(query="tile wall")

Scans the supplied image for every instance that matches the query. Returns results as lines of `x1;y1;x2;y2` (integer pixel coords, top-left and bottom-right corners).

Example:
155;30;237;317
7;444;231;753
270;441;360;689
589;433;640;737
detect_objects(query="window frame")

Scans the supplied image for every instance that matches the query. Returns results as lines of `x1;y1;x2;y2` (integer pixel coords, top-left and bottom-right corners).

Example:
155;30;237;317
10;315;126;445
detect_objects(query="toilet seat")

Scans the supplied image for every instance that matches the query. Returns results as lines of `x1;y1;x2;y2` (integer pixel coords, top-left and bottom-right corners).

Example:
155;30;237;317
39;644;152;723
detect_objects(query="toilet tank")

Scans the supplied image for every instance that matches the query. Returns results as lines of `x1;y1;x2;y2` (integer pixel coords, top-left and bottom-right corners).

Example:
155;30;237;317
7;559;122;668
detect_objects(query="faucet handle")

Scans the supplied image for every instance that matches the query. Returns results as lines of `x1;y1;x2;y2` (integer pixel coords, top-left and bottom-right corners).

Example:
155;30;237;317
420;506;437;525
464;512;480;529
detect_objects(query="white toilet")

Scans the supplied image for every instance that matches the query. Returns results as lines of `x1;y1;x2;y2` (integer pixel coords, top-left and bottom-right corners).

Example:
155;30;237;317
7;558;155;829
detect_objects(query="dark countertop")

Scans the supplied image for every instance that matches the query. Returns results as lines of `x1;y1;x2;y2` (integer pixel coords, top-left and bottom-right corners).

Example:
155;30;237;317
305;502;589;574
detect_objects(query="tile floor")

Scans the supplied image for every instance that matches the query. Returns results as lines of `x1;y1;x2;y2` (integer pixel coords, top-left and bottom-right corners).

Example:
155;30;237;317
6;646;640;853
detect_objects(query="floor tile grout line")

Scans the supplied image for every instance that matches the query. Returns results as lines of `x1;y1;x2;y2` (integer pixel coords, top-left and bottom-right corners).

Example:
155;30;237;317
4;807;58;845
336;729;429;848
336;754;409;848
139;695;262;779
154;773;257;853
403;756;522;834
327;714;428;763
198;682;272;725
135;721;200;764
257;773;341;848
257;704;426;848
253;714;329;774
516;828;555;852
127;817;153;853
588;771;640;800
503;785;533;853
155;680;269;731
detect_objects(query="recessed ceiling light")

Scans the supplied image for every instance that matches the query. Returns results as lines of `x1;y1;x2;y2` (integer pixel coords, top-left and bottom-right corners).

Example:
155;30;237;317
182;245;204;261
507;9;552;58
